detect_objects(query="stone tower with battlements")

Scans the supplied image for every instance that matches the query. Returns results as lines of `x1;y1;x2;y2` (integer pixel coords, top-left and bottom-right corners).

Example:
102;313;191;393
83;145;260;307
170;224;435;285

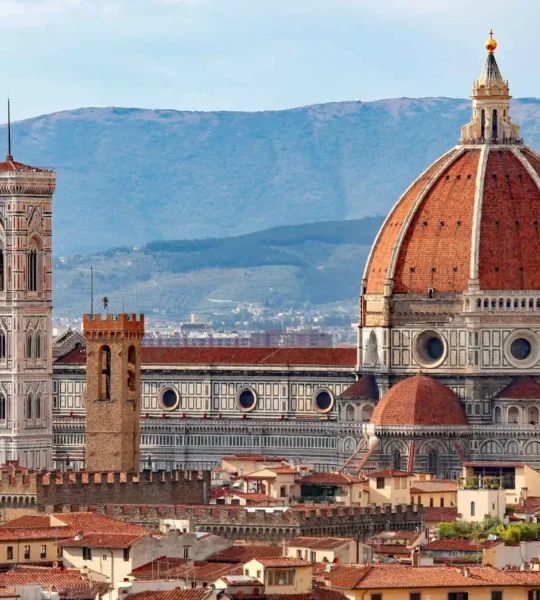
83;313;144;472
0;154;56;469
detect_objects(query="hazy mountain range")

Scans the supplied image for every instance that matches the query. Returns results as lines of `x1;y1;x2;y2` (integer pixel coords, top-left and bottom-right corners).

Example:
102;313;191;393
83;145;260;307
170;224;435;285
9;96;540;256
53;217;383;319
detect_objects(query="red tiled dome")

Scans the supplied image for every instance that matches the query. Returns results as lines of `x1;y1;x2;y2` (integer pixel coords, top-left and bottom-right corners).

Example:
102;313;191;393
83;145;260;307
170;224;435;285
370;374;468;426
364;146;540;294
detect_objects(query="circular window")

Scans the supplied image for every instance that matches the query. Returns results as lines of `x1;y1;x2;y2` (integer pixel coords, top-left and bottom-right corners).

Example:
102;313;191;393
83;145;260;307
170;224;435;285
313;388;334;414
236;387;257;412
413;330;447;368
158;387;180;411
511;338;531;360
504;330;540;368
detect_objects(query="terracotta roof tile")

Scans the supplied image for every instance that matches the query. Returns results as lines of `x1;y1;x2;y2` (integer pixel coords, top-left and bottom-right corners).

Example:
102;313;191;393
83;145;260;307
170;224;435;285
367;469;412;478
55;347;356;367
410;481;457;493
495;377;540;400
127;590;213;600
422;539;481;552
0;591;18;598
252;558;311;567
0;156;44;172
288;537;351;550
0;567;86;589
371;374;468;426
297;472;363;485
338;375;379;400
208;546;283;563
266;589;348;600
60;583;110;600
60;533;146;548
325;564;533;589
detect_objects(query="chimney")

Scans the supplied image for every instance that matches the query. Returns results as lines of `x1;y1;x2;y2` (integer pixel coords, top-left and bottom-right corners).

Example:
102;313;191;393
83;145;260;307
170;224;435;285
461;567;471;578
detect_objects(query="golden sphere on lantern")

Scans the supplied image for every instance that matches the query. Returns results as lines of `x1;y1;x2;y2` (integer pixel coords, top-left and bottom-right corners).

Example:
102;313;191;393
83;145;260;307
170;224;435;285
486;33;497;53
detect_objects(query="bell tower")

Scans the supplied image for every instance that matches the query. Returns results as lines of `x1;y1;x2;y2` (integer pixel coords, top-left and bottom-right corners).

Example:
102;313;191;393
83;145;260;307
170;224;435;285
83;313;144;472
0;128;56;468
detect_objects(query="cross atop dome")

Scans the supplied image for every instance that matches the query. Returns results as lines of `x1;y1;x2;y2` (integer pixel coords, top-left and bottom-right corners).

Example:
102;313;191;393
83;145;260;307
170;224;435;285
460;32;521;145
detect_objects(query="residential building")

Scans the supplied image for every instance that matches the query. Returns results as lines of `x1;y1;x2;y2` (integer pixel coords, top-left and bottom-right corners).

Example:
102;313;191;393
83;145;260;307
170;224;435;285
366;469;414;506
286;537;357;564
410;478;457;509
322;563;540;600
243;558;312;595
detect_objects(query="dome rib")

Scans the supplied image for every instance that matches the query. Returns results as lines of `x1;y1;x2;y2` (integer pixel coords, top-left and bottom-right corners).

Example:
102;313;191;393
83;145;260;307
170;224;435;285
468;145;489;287
363;147;459;294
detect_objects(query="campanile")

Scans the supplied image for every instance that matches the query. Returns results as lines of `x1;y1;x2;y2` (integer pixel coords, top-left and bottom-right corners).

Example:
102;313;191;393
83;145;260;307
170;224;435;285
83;313;144;472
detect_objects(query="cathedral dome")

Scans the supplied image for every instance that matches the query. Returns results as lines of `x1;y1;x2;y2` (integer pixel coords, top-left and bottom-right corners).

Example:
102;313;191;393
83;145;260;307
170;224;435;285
363;38;540;296
370;374;468;426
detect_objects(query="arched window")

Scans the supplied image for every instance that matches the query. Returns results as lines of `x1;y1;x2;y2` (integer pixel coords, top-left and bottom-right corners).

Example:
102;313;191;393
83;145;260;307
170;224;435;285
127;345;136;392
345;405;355;422
26;395;32;420
492;108;498;140
35;333;41;359
470;501;475;517
0;247;4;292
26;333;32;359
0;395;6;421
526;441;540;455
280;486;287;498
506;441;519;455
35;395;41;420
508;406;520;424
528;407;539;425
99;345;112;401
494;406;502;423
481;440;503;455
392;449;402;470
0;331;6;361
361;404;374;422
427;450;438;474
417;496;421;505
429;497;434;507
481;109;485;138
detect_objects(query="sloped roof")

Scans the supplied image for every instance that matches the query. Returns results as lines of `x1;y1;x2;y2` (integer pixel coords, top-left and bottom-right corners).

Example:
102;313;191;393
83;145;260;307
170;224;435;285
288;537;351;550
297;472;363;485
495;377;540;400
371;374;468;427
127;590;213;600
55;346;356;367
208;545;283;563
338;375;379;400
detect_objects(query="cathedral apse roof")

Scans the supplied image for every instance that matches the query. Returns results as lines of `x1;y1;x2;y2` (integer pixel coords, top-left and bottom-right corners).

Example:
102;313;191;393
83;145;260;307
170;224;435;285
370;374;468;427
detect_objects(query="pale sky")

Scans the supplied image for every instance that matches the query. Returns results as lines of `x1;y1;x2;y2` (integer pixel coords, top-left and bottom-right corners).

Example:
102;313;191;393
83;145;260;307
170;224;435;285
1;0;537;120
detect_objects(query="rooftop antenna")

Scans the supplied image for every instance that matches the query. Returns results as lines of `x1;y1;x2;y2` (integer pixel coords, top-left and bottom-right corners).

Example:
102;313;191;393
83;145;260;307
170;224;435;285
7;98;11;158
90;266;94;315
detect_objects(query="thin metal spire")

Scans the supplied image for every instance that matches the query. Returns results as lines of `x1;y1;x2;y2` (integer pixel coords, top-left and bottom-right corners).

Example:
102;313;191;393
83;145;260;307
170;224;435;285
90;266;94;315
7;98;11;158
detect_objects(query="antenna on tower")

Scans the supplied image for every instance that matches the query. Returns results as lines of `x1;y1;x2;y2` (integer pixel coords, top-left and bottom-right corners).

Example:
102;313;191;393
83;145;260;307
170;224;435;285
7;98;12;158
90;266;94;315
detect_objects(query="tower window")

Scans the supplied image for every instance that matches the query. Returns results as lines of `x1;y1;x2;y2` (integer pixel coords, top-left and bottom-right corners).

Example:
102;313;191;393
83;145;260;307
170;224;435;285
0;332;6;360
0;395;6;421
36;396;41;420
127;345;136;392
99;346;112;401
26;333;32;359
0;248;4;292
35;333;41;359
27;249;37;292
26;395;32;420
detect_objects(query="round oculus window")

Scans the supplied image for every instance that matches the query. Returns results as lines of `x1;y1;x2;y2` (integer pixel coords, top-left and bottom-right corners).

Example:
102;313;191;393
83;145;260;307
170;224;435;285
236;388;257;411
504;330;540;369
511;338;532;361
159;387;180;410
413;329;447;368
313;389;334;413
